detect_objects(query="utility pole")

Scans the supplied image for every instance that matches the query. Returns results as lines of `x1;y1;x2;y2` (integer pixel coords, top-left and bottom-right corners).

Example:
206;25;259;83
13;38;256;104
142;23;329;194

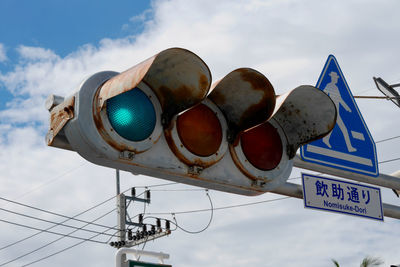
116;169;121;195
111;170;172;267
115;170;127;267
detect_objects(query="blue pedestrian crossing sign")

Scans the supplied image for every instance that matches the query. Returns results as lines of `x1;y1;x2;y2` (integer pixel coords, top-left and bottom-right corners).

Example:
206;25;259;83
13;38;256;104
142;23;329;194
300;55;379;177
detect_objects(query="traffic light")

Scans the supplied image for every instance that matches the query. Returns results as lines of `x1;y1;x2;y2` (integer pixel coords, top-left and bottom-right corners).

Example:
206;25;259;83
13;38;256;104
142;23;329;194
46;48;337;196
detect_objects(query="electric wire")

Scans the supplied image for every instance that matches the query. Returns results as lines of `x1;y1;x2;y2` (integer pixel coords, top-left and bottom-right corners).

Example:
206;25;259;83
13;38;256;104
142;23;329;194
379;157;400;165
0;188;151;265
145;195;290;216
136;182;178;188
0;209;115;266
17;189;287;265
150;188;206;192
376;135;400;144
0;174;198;266
137;235;150;261
19;190;150;266
14;162;87;200
0;196;120;233
0;218;107;245
144;190;214;234
21;224;119;267
356;77;400;95
0;185;158;251
0;196;119;252
174;190;213;234
0;206;115;237
105;229;120;244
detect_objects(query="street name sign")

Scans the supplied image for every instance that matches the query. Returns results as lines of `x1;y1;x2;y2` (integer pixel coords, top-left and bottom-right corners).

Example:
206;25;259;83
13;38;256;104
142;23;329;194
300;55;379;177
128;260;172;267
302;173;383;221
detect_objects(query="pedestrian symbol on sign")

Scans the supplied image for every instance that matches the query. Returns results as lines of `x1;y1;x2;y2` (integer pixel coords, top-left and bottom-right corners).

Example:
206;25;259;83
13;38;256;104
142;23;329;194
322;71;356;152
300;55;379;177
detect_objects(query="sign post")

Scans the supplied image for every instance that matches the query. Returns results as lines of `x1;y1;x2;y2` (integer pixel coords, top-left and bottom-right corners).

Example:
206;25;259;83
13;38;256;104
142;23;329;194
301;55;379;177
128;260;172;267
302;173;383;221
116;248;170;267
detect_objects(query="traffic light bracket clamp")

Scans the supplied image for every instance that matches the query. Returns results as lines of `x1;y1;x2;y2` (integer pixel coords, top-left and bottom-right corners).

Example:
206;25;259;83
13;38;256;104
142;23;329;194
46;95;75;147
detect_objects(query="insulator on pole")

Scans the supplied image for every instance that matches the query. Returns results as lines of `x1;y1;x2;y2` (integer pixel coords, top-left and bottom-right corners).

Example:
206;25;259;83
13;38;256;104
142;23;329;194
131;187;136;197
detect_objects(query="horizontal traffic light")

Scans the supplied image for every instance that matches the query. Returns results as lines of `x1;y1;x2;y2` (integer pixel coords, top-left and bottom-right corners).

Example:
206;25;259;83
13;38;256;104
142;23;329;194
46;48;337;195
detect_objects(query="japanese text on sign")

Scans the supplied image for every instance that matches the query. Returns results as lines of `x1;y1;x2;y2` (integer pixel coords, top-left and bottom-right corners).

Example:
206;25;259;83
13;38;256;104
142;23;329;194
302;173;383;221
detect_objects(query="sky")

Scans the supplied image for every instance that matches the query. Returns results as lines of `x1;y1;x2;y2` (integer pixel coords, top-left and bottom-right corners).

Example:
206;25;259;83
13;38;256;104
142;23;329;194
1;0;400;266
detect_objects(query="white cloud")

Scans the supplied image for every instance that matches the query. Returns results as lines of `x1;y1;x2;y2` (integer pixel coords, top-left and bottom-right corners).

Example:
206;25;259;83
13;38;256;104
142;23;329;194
17;45;59;62
0;43;6;62
1;0;400;266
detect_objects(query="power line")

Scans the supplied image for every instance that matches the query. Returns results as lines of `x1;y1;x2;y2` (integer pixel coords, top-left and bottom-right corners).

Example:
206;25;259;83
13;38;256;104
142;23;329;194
0;186;153;251
0;209;115;266
171;190;214;234
145;195;289;216
0;183;176;266
0;195;118;252
21;224;118;267
0;182;178;252
376;135;400;144
379;157;400;165
142;195;290;237
146;197;289;215
150;188;206;192
356;77;400;95
0;196;120;232
17;185;178;266
140;182;179;188
0;206;115;237
14;162;87;200
8;186;286;265
0;218;107;245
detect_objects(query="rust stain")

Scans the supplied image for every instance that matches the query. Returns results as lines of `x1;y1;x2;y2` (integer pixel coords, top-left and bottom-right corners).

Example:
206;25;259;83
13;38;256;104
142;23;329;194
271;86;338;157
198;73;210;92
155;84;208;126
239;68;273;92
100;48;211;130
229;144;258;181
208;68;276;143
238;95;275;131
115;154;263;195
164;126;222;169
208;89;226;106
99;55;156;108
47;96;75;145
157;85;196;109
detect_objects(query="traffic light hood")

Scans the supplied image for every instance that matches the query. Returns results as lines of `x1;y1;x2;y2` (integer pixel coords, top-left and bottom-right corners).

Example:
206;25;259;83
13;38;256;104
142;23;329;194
97;47;212;127
208;68;276;144
272;85;337;158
